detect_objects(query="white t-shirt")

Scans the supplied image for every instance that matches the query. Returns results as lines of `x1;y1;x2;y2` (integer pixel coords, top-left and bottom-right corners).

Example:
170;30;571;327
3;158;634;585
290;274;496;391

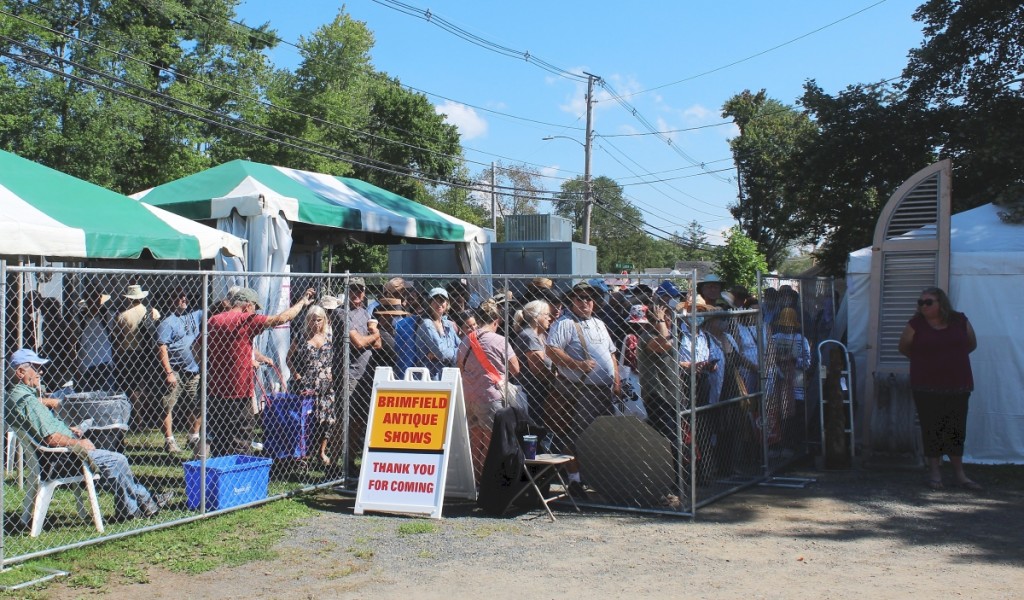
546;314;617;386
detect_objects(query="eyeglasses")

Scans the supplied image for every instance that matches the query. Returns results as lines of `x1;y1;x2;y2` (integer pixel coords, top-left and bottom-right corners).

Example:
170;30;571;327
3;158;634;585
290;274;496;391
917;298;935;307
572;296;594;303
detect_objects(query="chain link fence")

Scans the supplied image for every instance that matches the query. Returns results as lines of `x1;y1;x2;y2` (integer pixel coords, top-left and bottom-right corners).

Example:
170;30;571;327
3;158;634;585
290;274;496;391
2;264;832;565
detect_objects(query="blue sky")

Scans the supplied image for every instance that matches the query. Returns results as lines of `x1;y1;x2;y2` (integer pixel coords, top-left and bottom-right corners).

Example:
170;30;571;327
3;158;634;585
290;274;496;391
235;0;926;246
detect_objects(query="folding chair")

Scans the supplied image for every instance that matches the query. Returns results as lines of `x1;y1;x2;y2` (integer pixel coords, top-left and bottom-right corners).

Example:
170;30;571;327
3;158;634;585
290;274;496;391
16;430;105;538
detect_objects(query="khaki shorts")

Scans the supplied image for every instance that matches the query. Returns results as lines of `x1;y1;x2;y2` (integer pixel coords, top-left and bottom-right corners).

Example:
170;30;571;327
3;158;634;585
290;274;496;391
161;370;200;415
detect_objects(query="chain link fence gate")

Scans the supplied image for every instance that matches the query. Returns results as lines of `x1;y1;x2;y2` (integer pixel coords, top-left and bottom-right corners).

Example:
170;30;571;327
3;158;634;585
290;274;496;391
2;263;834;565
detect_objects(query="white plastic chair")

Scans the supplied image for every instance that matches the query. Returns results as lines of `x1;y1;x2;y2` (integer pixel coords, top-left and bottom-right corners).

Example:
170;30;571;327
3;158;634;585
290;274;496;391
15;430;105;537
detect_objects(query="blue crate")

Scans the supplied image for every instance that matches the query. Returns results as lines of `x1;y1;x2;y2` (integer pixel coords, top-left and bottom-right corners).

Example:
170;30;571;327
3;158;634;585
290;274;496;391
184;455;272;510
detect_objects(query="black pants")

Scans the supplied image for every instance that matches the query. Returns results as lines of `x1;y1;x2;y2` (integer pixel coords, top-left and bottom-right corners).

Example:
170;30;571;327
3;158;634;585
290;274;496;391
913;391;970;457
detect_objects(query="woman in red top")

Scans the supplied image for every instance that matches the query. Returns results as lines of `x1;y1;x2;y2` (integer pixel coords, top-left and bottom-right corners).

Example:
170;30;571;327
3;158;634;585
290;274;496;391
898;287;980;491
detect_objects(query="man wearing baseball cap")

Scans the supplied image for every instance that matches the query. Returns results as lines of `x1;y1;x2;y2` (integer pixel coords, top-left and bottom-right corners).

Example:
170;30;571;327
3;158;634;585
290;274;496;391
6;348;174;520
206;285;316;456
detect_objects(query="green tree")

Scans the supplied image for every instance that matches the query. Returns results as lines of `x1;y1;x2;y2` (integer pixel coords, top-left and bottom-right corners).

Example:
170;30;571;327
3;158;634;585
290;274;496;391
676;220;713;261
721;89;818;270
715;226;768;291
902;1;1024;209
0;0;278;193
797;80;936;274
554;175;652;273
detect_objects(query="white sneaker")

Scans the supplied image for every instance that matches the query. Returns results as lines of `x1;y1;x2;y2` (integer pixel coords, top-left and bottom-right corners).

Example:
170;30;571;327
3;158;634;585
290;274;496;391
164;438;182;454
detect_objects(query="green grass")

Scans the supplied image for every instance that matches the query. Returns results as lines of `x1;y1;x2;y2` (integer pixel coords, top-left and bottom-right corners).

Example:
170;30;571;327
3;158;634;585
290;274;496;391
396;521;439;536
0;498;314;597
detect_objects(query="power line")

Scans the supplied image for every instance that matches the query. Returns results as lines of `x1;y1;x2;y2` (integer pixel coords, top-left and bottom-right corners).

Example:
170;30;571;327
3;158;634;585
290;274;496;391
624;0;892;98
371;0;587;82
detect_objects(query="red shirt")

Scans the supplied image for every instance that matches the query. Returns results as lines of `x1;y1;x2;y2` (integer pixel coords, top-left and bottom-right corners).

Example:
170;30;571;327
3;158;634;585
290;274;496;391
908;312;974;393
207;310;269;398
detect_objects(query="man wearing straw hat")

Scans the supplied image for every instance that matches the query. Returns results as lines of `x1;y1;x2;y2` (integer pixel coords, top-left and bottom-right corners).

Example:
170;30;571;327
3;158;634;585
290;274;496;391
112;284;161;404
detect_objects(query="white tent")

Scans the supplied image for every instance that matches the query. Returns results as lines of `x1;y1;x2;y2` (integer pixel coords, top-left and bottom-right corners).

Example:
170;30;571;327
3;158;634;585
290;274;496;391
847;203;1024;463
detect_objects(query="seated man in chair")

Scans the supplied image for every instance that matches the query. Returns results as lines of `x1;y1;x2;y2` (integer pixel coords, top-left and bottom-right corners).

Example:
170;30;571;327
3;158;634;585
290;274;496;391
6;348;173;521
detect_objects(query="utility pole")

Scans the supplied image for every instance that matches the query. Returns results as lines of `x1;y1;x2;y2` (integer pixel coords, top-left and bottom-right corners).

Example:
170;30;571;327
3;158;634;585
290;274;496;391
583;72;596;246
490;161;497;234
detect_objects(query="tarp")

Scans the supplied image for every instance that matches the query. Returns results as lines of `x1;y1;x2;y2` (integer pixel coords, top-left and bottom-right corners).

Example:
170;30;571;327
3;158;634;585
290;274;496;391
847;203;1024;463
132;159;490;244
0;150;244;260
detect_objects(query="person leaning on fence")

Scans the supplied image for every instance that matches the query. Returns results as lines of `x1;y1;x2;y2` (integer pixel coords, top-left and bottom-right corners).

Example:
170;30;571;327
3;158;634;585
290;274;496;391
289;305;334;466
112;284;161;404
455;299;521;481
5;348;174;521
156;288;204;456
206;286;315;457
329;277;382;472
546;281;620;494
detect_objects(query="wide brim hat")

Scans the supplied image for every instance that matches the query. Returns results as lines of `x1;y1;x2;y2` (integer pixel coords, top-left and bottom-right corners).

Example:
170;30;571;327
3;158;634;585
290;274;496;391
528;277;553;290
123;284;149;300
318;295;340;310
696;273;726;292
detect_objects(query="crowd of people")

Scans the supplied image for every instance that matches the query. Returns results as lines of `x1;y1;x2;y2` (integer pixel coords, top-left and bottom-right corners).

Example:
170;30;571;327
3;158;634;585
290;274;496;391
5;274;832;502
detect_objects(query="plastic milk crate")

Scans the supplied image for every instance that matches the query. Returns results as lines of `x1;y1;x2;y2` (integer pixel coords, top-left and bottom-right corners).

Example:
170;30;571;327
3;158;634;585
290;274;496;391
184;455;273;510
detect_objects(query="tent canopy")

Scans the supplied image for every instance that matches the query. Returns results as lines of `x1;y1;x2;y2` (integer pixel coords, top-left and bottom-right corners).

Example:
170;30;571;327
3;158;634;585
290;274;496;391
847;203;1024;463
0;151;245;260
134;159;490;244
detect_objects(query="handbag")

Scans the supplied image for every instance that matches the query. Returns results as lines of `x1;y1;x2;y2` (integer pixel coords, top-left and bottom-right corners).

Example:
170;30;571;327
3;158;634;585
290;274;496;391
466;331;527;413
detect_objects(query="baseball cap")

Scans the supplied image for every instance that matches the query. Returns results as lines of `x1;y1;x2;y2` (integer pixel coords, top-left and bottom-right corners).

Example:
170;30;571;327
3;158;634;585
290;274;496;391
428;287;449;300
10;348;50;369
231;287;262;309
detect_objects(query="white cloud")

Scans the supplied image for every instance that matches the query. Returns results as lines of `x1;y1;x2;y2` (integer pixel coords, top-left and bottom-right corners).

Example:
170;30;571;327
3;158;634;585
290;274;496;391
682;104;714;123
434;101;488;140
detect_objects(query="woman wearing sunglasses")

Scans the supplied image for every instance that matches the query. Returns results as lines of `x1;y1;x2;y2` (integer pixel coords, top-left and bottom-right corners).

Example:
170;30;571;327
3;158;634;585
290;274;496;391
898;287;980;491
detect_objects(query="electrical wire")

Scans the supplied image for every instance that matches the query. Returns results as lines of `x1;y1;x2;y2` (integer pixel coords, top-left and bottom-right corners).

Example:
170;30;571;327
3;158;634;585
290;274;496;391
371;0;587;82
623;0;892;98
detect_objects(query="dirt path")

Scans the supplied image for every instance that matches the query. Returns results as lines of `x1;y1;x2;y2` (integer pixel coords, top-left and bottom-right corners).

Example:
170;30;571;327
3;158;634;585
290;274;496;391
58;464;1024;599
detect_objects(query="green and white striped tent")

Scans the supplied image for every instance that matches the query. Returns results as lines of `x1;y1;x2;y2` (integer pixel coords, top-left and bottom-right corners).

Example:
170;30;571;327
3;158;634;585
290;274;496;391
133;159;490;244
0;150;244;260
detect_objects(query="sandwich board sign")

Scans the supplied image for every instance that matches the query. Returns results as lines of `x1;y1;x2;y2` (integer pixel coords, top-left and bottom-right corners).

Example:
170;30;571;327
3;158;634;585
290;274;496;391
354;367;475;518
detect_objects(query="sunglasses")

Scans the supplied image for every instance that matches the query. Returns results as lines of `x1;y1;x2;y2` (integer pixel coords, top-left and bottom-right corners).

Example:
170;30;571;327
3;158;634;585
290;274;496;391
917;298;935;307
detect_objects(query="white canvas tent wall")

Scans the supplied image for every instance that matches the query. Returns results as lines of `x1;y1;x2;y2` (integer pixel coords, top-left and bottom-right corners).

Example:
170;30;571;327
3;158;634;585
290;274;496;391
848;202;1024;463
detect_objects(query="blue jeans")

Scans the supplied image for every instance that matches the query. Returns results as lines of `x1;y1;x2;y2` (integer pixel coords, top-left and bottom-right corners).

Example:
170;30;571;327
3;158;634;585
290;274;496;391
88;449;156;518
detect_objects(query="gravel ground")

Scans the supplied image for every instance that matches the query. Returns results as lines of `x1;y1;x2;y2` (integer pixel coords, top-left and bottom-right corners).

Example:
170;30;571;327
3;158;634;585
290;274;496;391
63;463;1024;599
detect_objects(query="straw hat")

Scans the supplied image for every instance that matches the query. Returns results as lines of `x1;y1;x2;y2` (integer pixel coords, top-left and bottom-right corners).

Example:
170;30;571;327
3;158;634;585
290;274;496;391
318;295;340;310
374;297;410;316
123;284;149;300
